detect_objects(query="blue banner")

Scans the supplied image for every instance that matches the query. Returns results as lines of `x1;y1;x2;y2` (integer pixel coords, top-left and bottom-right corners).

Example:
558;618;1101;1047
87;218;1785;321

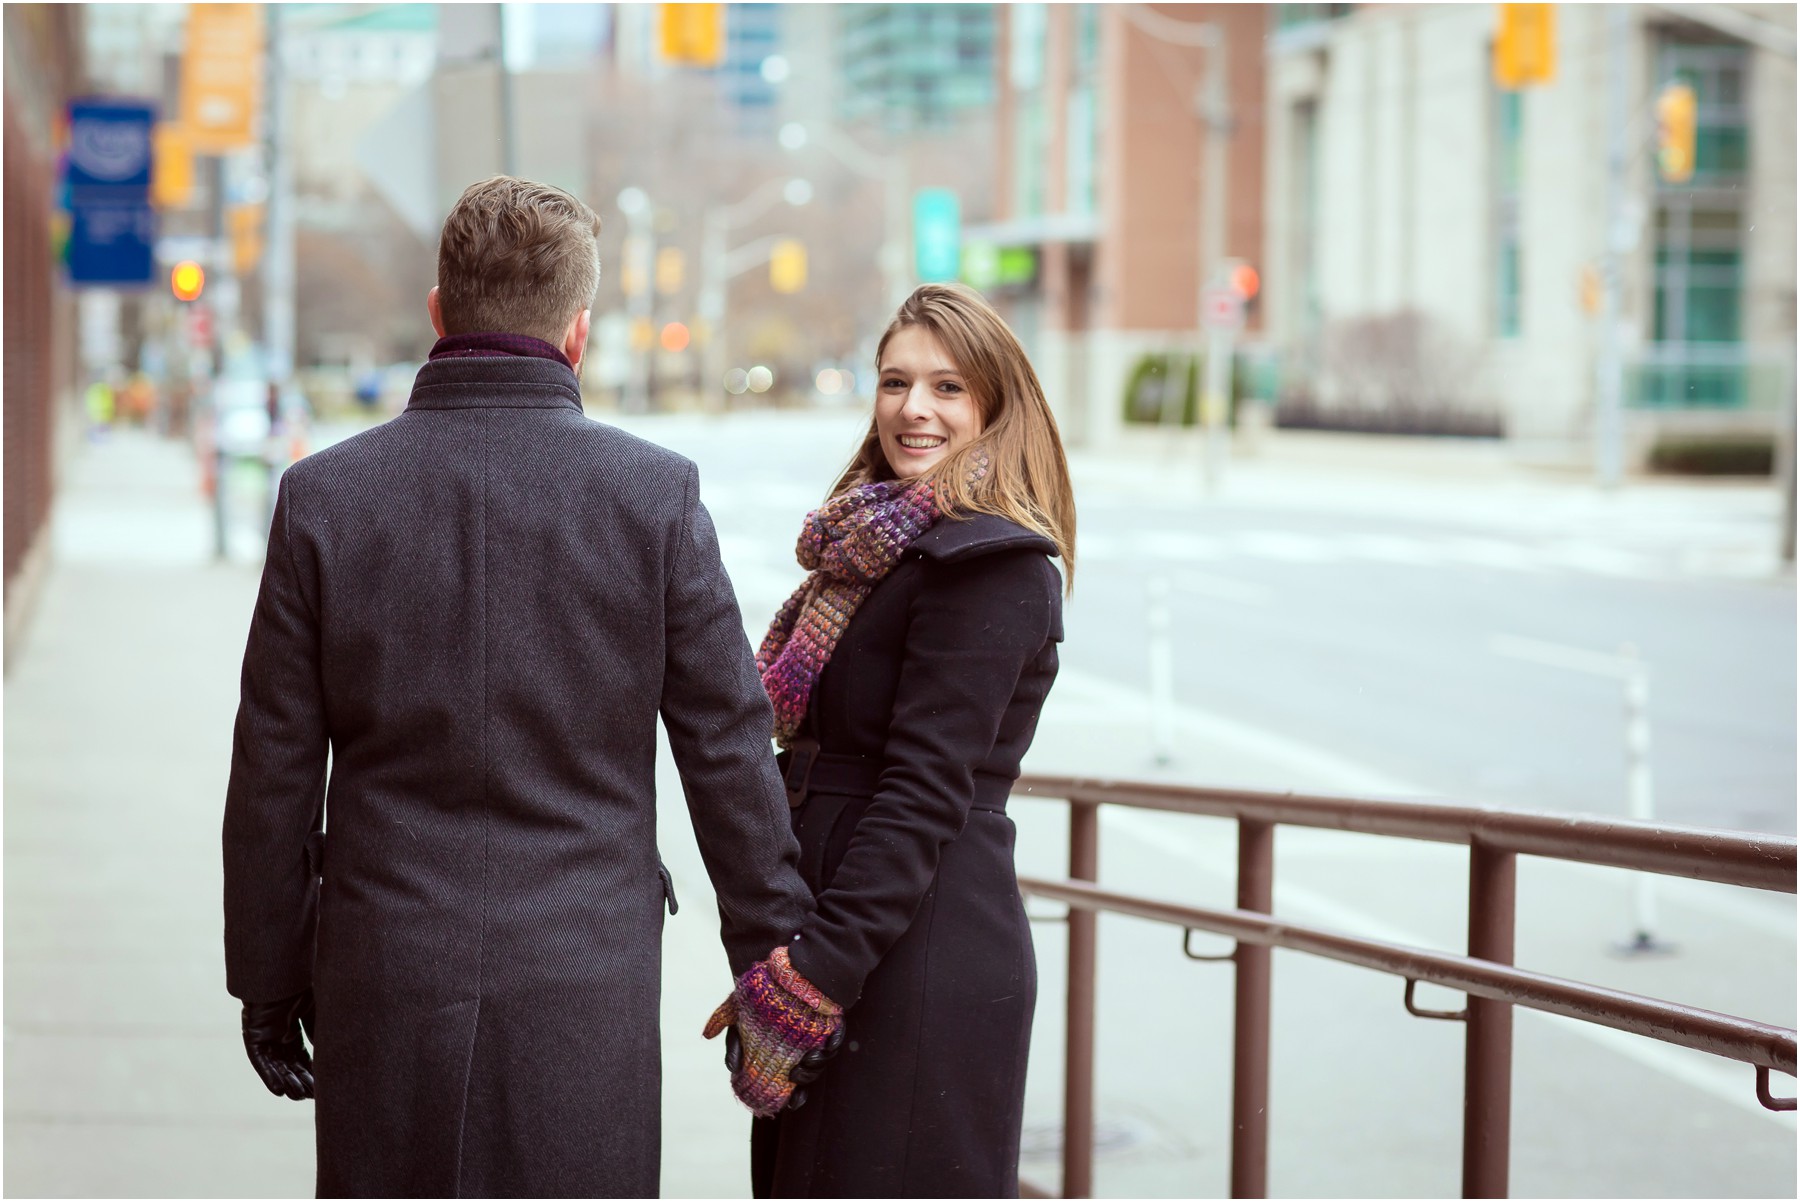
64;98;157;287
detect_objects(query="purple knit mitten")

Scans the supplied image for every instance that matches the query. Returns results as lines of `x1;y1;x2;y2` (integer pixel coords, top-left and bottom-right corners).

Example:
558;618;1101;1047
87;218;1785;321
703;946;843;1117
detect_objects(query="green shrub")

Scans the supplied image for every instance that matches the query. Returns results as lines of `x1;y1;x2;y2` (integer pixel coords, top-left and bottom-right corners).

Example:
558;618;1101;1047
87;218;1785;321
1121;353;1254;427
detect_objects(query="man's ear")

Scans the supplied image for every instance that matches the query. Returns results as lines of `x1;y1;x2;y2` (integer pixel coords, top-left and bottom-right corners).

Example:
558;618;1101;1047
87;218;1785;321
562;308;591;370
427;286;446;338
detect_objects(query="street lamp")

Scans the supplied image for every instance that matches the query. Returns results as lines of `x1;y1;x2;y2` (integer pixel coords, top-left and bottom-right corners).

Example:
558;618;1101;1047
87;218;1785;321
701;176;811;408
778;120;910;308
616;187;655;413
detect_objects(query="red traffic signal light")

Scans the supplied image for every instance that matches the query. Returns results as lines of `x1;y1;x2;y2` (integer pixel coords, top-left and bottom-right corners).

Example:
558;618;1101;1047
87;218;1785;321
170;260;205;302
1229;262;1260;301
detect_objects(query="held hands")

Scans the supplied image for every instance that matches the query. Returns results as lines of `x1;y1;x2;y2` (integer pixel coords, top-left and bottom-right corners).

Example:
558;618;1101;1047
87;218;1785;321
241;989;316;1101
703;946;845;1117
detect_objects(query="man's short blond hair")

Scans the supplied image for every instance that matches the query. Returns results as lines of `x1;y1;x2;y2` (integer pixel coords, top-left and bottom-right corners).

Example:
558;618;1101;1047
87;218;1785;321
436;176;602;345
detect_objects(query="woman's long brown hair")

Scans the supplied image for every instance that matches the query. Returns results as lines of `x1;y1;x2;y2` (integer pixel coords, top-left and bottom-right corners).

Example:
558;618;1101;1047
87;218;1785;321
828;283;1077;592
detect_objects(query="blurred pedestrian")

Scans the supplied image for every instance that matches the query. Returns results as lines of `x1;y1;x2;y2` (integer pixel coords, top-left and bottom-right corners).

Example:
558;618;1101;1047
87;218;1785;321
120;370;155;426
222;175;836;1197
82;371;115;438
727;283;1076;1197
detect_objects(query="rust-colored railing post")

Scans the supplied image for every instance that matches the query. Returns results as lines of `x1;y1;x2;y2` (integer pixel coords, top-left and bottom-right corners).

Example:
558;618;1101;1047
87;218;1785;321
1231;818;1274;1198
1064;799;1099;1199
1464;840;1517;1198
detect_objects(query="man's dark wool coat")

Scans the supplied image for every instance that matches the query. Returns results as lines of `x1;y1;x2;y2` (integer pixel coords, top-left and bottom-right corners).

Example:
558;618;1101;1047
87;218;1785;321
222;353;813;1198
755;513;1064;1198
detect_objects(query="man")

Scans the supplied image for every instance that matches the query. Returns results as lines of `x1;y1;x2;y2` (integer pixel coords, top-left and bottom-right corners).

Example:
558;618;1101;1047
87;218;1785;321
223;176;825;1197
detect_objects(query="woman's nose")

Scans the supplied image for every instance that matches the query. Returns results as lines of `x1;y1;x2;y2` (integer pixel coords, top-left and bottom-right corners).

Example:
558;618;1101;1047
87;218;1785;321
901;386;932;418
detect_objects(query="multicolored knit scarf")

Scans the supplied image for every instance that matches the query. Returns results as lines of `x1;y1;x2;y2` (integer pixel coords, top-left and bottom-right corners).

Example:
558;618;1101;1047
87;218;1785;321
757;451;987;745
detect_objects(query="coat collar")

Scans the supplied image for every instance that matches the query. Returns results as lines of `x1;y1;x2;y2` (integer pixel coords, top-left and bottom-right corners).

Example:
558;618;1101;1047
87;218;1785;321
405;355;584;413
913;511;1058;562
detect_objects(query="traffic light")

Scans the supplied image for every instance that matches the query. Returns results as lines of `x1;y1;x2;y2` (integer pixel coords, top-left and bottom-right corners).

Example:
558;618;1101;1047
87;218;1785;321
655;246;685;294
170;259;205;302
660;4;724;67
1494;4;1555;89
1656;82;1697;184
1229;262;1260;304
770;239;806;294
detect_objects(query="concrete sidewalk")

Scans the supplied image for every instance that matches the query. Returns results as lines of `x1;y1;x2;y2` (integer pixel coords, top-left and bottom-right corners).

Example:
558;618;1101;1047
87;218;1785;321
5;428;1792;1197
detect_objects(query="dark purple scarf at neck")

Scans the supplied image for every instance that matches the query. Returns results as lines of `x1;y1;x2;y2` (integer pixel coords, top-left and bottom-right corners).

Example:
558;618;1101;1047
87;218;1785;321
429;332;572;369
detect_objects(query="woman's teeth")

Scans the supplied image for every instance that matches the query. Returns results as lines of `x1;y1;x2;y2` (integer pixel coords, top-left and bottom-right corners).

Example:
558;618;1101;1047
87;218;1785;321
899;435;945;449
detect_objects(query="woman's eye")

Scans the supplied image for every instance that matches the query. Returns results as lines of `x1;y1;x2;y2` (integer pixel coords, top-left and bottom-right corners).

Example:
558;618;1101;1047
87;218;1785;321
881;378;905;389
938;381;963;394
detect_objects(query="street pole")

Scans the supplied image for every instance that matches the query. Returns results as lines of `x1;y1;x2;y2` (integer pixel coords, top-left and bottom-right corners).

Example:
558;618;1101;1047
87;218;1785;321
1594;6;1630;490
264;6;295;398
700;210;727;412
884;157;910;311
496;3;516;176
1146;575;1175;766
1197;33;1232;494
1779;348;1796;563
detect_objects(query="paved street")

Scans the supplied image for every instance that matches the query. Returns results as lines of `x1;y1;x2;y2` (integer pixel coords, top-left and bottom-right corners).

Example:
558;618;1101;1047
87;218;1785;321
5;415;1793;1197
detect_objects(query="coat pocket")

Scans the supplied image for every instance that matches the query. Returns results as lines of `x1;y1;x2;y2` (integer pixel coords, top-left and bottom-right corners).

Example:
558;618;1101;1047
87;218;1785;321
657;858;679;916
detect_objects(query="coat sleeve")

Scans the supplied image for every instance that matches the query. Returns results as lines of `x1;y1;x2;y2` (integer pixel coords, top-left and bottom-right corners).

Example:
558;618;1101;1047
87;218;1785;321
222;473;329;1003
788;548;1055;1007
660;463;813;977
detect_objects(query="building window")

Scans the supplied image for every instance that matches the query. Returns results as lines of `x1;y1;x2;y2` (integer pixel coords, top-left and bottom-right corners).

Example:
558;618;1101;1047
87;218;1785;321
1653;203;1742;343
1652;36;1747;347
1066;5;1100;216
1274;5;1354;34
1492;86;1522;339
1009;4;1049;219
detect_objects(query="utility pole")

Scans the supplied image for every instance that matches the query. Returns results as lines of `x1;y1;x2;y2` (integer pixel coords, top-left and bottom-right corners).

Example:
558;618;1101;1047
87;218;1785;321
1594;6;1630;490
495;3;516;177
1196;32;1232;493
263;5;295;388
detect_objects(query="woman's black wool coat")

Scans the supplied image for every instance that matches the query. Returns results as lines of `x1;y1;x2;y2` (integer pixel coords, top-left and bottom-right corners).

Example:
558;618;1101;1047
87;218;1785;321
756;511;1064;1199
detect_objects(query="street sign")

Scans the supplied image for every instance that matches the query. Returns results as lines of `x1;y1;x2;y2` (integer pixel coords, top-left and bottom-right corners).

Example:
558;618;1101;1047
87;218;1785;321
67;100;155;190
187;305;215;349
1201;285;1245;332
64;99;158;287
913;188;961;283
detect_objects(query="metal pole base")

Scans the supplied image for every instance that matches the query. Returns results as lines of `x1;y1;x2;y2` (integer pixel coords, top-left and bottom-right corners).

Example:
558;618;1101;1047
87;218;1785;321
1609;930;1678;958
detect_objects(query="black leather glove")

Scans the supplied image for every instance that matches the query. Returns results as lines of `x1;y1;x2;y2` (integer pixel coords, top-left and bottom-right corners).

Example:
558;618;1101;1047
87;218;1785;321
724;1020;847;1111
241;989;315;1101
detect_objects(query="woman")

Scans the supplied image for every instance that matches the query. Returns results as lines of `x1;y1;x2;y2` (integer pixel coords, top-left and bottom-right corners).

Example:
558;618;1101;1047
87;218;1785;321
715;282;1076;1198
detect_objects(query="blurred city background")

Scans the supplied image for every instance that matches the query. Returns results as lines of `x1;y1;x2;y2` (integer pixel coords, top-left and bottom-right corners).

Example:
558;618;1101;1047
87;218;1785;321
4;3;1795;1198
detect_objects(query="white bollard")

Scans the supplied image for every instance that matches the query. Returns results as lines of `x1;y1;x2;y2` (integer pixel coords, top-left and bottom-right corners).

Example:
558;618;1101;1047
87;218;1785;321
1147;575;1175;767
1619;643;1671;954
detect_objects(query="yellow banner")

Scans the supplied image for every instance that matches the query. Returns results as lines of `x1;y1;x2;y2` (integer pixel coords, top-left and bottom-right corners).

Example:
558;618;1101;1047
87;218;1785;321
228;202;265;276
181;4;263;153
152;123;194;208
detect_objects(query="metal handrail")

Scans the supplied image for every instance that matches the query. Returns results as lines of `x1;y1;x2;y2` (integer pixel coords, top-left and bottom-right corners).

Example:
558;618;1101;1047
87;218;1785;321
1014;776;1797;890
1011;775;1798;1199
1019;877;1796;1073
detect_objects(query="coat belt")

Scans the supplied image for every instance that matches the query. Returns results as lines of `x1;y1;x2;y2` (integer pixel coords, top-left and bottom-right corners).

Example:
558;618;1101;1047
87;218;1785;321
780;737;1013;815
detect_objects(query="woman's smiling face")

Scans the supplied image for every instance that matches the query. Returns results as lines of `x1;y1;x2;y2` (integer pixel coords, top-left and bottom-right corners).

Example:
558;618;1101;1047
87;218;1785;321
875;325;981;480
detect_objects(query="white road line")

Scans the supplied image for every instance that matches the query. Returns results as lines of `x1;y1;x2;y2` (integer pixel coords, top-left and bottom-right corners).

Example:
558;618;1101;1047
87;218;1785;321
1489;632;1637;679
1101;806;1794;1127
1052;667;1432;798
1173;570;1274;604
